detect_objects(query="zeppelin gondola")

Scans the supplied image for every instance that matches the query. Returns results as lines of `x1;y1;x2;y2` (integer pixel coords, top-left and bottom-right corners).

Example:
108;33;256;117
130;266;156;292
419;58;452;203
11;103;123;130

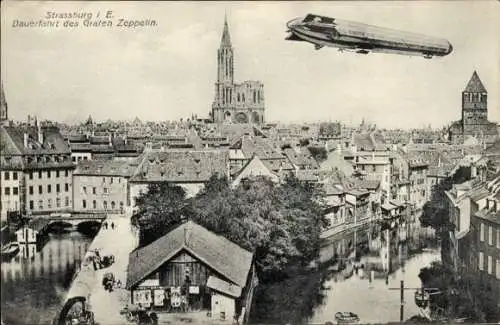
286;14;453;58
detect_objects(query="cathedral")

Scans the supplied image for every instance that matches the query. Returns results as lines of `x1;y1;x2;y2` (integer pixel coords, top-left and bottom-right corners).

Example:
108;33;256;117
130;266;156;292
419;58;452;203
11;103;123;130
211;15;265;124
448;71;498;144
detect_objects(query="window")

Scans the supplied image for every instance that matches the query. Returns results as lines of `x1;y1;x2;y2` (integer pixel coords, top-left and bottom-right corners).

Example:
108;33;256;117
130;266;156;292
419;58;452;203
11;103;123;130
487;255;492;274
65;183;69;192
38;171;42;179
479;252;484;271
29;200;34;210
48;199;52;209
29;186;33;195
4;172;9;180
92;200;96;209
56;198;61;208
56;184;60;193
72;157;76;162
489;226;493;246
111;201;116;209
480;223;485;242
65;197;69;207
29;172;33;180
38;200;43;210
110;178;113;184
13;187;18;195
4;187;10;195
65;170;69;177
47;171;51;178
102;177;106;183
56;171;60;178
47;185;52;193
13;172;18;180
93;187;96;195
39;185;43;194
497;260;500;279
82;200;87;209
104;188;108;194
103;201;108;210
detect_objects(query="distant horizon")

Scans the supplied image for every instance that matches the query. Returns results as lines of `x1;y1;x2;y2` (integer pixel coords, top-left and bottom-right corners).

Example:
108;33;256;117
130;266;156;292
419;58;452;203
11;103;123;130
2;1;499;129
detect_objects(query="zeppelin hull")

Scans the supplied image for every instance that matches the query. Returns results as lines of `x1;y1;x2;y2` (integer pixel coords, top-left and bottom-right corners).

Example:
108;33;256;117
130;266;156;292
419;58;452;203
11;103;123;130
286;14;453;58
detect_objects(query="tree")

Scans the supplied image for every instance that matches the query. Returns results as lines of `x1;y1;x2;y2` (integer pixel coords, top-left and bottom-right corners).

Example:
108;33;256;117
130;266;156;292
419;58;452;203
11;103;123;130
131;183;188;246
419;261;500;322
134;174;328;283
307;146;328;163
187;174;327;282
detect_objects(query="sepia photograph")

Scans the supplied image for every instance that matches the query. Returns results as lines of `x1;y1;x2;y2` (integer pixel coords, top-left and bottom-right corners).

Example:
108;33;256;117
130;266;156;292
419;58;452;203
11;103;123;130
1;1;499;325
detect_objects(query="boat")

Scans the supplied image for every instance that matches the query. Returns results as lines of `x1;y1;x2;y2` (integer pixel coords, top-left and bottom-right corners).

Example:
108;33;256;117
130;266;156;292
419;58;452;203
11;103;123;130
1;241;20;260
415;290;430;309
335;312;360;324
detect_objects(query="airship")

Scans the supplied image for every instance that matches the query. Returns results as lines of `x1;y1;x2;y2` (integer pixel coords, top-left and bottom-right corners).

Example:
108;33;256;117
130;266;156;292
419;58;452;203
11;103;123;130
286;14;453;58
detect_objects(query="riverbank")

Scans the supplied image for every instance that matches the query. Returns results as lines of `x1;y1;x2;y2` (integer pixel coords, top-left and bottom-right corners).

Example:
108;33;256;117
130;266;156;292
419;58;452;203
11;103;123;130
55;214;138;325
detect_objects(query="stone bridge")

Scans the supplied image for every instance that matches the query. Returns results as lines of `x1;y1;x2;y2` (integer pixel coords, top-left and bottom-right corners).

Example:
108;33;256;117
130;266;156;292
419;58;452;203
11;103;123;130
45;214;106;227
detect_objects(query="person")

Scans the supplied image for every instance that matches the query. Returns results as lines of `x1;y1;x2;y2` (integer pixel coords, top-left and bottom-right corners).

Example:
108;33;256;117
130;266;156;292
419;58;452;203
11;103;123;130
111;222;115;230
103;221;108;230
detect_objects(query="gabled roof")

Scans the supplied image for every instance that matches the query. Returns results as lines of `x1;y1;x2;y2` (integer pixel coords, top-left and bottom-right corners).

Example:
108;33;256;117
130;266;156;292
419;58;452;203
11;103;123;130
463;71;487;93
232;155;278;187
126;221;254;290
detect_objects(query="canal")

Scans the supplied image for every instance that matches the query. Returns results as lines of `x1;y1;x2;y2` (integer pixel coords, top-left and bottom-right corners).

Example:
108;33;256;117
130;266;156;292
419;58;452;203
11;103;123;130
310;250;440;324
1;231;94;325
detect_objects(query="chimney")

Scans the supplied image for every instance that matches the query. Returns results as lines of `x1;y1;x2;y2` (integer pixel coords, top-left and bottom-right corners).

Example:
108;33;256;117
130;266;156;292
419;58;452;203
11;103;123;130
37;125;44;144
24;133;29;148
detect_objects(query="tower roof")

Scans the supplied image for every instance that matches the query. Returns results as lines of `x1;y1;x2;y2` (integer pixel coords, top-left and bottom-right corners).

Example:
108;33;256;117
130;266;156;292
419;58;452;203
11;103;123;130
220;13;232;48
464;71;487;93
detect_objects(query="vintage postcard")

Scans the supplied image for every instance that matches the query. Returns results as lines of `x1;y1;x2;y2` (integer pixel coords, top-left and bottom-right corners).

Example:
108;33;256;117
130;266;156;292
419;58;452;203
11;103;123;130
1;1;499;325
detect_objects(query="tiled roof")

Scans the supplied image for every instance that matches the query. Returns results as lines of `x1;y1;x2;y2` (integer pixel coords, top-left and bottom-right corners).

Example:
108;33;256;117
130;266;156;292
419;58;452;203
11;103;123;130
70;143;93;152
355;179;380;191
237;136;283;160
126;221;253;289
1;125;71;155
354;133;375;151
464;71;487;93
296;169;321;182
74;160;136;177
130;150;229;183
283;148;319;169
206;276;242;298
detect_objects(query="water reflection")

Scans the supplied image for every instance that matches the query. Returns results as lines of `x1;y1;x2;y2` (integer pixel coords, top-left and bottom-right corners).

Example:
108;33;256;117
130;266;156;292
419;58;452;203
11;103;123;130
1;232;92;325
311;250;440;324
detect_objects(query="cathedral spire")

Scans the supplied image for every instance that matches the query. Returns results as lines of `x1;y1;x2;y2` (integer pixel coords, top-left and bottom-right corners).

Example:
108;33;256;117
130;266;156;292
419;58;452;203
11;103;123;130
0;81;8;123
220;12;232;48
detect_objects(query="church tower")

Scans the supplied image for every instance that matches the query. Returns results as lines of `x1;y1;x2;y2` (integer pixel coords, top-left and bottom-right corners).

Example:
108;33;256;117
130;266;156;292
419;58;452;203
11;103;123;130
0;82;8;125
214;14;234;111
462;71;488;133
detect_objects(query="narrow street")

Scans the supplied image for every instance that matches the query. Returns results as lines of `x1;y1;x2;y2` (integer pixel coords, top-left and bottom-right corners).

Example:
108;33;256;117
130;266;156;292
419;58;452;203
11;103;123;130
310;250;440;324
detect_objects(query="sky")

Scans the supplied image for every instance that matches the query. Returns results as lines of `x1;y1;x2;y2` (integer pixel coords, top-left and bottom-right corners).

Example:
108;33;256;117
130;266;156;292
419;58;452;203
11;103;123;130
1;1;499;129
